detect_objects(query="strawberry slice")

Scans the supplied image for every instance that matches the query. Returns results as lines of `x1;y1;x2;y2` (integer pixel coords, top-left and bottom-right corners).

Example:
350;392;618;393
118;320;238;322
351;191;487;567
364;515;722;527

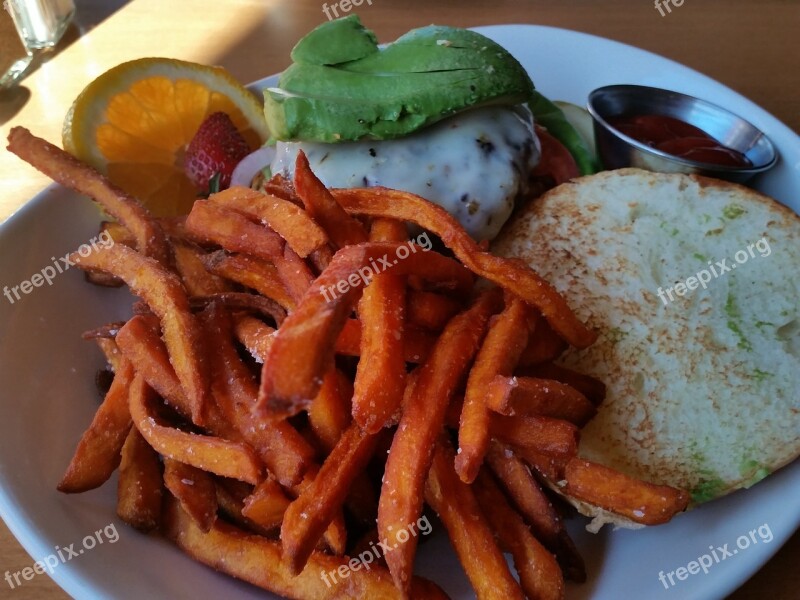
184;112;253;194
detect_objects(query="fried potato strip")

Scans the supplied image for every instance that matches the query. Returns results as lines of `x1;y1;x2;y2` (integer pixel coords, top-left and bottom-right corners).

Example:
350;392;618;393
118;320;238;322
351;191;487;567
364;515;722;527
456;296;531;483
163;458;218;532
294;151;368;248
425;437;525;600
351;219;408;433
561;459;690;526
117;427;162;532
379;289;500;594
332;187;596;348
163;496;449;599
474;469;565;600
128;375;262;485
258;243;472;416
58;359;135;493
71;243;209;426
281;423;380;575
209;186;329;258
6;127;170;266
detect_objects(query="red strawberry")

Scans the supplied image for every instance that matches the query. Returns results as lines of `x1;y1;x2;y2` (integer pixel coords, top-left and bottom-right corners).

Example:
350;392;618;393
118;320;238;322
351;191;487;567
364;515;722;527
184;112;252;194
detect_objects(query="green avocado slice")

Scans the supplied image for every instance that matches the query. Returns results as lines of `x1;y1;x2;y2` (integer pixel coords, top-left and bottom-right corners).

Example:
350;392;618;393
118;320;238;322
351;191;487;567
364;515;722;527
264;16;535;143
290;14;378;65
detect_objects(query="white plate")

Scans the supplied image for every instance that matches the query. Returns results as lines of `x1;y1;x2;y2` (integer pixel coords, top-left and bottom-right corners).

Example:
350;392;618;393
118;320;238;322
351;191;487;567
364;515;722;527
1;24;798;600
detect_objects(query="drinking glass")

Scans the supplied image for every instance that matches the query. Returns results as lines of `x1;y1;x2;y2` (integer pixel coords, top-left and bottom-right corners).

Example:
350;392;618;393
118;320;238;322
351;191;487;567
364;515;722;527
1;0;75;88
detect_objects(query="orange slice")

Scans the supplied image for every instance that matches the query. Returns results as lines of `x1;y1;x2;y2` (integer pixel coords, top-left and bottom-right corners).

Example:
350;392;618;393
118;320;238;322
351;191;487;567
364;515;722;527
63;57;269;216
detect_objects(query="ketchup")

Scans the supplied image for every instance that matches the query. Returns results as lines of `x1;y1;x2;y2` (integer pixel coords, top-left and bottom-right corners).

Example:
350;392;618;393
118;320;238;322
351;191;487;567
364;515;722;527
608;114;752;168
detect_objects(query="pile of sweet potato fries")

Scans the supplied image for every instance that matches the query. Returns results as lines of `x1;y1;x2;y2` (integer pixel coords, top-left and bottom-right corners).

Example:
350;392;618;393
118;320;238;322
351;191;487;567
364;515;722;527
7;127;689;600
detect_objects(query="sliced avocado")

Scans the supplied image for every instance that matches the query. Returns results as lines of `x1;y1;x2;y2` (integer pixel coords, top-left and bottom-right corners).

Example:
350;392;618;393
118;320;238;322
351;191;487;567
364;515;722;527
264;16;535;143
290;14;378;66
529;91;599;175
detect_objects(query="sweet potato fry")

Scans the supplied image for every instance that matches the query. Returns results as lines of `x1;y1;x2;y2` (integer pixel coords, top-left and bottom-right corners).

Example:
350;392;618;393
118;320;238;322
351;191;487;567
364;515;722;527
233;315;276;363
71;243;209;426
262;172;300;204
456;295;531;483
163;458;218;532
308;244;334;273
274;244;316;304
200;250;296;310
185;199;285;262
190;292;286;326
561;458;690;525
308;369;353;453
100;219;135;247
294;151;368;248
518;316;569;366
117;427;162;532
486;442;585;582
259;243;473;415
282;423;380;574
424;437;525;600
516;448;571;483
215;480;274;538
491;414;579;459
288;467;349;557
209;186;329;258
115;315;194;420
58;359;135;493
303;368;379;526
487;376;597;426
118;313;287;477
172;241;233;296
128;375;263;485
335;318;434;364
350;528;388;570
352;221;407;433
368;217;408;242
379;289;500;594
332;187;596;348
93;336;126;372
407;290;462;331
81;321;126;341
474;469;565;600
163;496;448;599
518;363;606;406
199;304;315;486
84;269;125;288
6;127;170;266
241;477;292;531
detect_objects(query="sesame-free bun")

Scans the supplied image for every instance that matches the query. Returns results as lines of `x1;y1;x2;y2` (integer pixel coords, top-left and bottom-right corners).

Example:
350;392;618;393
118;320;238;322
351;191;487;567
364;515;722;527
493;168;800;518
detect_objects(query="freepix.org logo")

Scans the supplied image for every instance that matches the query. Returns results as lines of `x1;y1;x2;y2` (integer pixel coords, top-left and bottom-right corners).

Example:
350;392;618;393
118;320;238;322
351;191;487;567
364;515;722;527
655;237;771;306
3;230;114;305
5;523;120;589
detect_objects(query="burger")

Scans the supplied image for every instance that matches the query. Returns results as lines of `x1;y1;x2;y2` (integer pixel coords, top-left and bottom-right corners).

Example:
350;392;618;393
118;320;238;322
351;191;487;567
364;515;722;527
233;15;594;241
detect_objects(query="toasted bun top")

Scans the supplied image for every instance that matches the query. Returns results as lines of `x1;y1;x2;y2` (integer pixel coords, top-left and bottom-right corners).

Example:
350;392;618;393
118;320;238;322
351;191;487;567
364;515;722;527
493;168;800;512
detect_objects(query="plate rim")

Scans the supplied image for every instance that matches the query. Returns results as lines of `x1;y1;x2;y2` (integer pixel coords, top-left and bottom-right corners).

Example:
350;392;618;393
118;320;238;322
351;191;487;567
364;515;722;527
1;22;798;600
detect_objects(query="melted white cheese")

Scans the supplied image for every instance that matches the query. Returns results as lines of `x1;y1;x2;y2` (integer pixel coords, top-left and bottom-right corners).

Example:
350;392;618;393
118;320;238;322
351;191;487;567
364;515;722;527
271;105;539;240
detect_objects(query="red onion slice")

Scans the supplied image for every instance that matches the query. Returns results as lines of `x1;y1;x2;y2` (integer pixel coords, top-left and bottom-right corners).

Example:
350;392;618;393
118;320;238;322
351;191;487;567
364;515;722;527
231;146;276;188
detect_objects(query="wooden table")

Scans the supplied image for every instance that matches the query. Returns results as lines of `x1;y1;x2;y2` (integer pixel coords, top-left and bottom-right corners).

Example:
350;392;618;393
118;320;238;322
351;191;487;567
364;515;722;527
0;1;797;598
